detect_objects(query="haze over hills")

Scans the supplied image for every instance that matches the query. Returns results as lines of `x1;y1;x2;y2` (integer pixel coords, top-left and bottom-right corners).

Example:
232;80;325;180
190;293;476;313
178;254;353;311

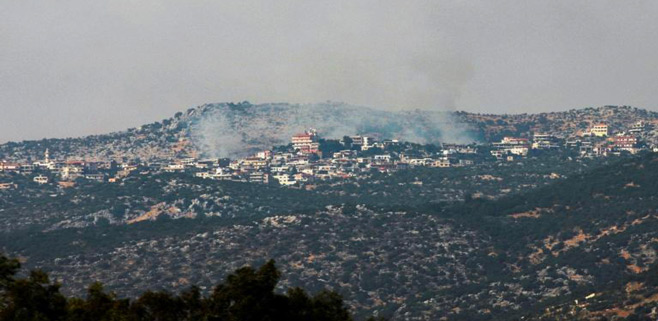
5;2;658;320
3;101;658;320
1;102;474;161
1;103;657;162
3;144;658;320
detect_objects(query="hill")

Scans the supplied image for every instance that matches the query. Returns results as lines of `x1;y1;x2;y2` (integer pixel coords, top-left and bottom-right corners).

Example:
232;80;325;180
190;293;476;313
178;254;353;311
3;101;658;319
461;105;658;141
2;103;657;162
0;102;475;162
452;151;658;320
3;150;658;319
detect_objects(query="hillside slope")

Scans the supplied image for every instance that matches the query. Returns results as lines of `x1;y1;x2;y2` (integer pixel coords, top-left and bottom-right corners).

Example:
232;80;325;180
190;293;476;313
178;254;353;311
462;105;658;141
0;102;475;161
3;152;658;319
452;151;658;320
2;103;657;162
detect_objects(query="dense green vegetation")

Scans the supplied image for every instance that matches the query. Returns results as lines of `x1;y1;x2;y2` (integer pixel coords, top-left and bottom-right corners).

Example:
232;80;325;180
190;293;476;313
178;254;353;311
0;254;381;321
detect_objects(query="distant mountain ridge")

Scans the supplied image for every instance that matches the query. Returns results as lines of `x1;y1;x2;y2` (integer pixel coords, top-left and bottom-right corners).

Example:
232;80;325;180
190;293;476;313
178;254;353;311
462;104;658;141
1;103;656;161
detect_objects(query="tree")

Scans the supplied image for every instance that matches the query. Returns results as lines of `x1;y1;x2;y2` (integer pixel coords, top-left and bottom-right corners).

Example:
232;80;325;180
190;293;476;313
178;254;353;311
0;270;67;321
66;282;130;321
342;136;353;150
0;255;19;291
208;260;284;321
131;291;186;321
0;254;363;321
0;255;20;310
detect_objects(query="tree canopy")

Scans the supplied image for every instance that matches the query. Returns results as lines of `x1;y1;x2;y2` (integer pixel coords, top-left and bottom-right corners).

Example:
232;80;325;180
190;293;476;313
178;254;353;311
0;254;377;321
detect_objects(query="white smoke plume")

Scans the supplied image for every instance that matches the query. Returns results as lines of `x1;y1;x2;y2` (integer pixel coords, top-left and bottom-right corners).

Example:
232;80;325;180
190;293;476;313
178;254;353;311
189;110;244;159
188;102;477;158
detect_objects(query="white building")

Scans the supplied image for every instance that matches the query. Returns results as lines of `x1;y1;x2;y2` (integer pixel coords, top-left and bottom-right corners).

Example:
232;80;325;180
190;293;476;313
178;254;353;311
492;137;530;158
588;124;609;137
33;175;48;185
532;134;560;149
272;173;296;186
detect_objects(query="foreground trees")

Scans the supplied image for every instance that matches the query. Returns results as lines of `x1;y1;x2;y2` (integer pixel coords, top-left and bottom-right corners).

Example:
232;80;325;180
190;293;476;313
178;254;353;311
0;254;375;321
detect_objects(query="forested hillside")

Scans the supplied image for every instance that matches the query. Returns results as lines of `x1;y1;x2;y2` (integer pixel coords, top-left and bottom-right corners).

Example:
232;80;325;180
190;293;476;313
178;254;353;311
451;152;658;320
0;254;373;321
4;151;658;319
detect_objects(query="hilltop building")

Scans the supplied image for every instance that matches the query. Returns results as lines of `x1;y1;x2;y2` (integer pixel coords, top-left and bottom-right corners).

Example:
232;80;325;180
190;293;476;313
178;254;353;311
588;124;609;137
33;149;56;170
350;135;373;150
629;121;650;136
292;129;319;154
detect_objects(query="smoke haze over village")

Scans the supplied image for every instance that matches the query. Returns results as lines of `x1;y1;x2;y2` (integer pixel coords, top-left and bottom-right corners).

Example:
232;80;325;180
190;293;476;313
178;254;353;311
1;1;658;142
6;4;658;319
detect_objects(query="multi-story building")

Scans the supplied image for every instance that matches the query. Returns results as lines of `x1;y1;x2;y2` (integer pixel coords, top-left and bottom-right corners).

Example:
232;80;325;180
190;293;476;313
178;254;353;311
0;162;20;172
442;144;477;154
272;173;295;185
84;173;106;182
256;150;272;159
350;135;373;150
242;157;268;168
292;129;319;154
629;121;650;136
589;124;609;137
492;137;530;158
532;134;561;149
163;163;185;172
373;154;392;163
249;172;269;184
612;135;638;153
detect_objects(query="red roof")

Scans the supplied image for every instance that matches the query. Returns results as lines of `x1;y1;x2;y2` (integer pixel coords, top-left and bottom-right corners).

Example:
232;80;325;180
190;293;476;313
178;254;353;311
293;133;313;138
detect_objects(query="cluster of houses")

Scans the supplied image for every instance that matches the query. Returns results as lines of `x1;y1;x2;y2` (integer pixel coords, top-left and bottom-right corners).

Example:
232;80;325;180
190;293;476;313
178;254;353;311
191;130;475;186
0;130;478;188
0;149;110;187
491;121;657;160
3;121;658;189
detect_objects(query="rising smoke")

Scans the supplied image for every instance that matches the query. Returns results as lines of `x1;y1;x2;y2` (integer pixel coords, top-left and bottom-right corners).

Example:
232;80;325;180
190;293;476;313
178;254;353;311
3;2;658;142
189;110;245;159
188;102;477;158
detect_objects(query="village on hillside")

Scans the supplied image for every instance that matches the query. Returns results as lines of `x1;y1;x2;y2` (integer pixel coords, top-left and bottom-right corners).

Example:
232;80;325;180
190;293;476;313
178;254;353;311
1;117;657;191
1;118;658;191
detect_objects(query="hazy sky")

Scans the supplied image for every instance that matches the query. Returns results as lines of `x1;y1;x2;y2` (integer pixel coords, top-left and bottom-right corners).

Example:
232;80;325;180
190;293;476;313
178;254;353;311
2;1;658;142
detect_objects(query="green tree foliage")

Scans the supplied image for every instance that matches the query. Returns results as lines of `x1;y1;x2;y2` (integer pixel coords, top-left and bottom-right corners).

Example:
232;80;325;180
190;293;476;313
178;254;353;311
0;254;366;321
319;139;345;159
0;269;67;321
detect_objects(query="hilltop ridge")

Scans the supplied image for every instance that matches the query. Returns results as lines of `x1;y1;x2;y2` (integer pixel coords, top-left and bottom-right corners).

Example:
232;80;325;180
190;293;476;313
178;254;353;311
1;103;656;162
4;147;658;320
1;102;471;161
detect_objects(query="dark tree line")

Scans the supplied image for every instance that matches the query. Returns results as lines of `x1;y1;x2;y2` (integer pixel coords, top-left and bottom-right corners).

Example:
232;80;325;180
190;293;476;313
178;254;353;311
0;254;384;321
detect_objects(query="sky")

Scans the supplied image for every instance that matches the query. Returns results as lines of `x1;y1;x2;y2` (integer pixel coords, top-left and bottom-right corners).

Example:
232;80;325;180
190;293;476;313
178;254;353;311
1;1;658;142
